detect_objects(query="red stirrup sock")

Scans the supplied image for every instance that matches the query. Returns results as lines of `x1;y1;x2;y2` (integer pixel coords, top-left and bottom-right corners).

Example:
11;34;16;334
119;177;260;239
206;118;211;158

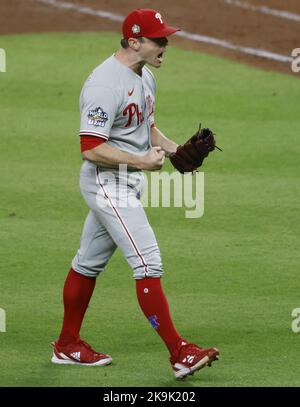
136;277;183;358
58;268;96;346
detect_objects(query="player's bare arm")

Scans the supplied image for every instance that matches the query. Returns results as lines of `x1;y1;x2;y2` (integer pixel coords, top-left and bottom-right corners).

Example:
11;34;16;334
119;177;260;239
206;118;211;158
151;126;178;157
82;142;165;171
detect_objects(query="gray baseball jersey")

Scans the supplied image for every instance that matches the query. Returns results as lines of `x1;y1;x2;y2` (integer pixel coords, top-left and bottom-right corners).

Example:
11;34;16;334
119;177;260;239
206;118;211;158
72;55;163;280
79;55;156;156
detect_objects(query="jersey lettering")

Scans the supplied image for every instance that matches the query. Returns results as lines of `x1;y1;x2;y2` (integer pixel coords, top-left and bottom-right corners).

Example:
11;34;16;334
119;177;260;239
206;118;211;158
146;95;154;119
123;103;144;128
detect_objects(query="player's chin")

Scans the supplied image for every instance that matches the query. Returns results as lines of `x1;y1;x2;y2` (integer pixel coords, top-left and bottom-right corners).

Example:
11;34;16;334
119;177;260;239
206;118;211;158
148;57;163;68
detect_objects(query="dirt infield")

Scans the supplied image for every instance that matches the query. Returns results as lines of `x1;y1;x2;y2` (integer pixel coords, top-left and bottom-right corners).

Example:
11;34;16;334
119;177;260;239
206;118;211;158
0;0;299;76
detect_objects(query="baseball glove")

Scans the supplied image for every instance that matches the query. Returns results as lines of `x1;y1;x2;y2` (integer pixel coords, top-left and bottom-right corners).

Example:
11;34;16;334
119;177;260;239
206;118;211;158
169;125;219;174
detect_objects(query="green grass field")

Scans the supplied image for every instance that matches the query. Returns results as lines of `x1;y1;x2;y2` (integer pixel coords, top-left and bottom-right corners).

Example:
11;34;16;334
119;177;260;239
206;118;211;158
0;32;299;387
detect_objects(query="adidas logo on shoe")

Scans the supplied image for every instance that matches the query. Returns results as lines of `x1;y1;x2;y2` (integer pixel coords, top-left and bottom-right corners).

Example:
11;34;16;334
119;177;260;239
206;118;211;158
182;355;195;364
70;352;81;361
50;339;112;366
170;342;219;379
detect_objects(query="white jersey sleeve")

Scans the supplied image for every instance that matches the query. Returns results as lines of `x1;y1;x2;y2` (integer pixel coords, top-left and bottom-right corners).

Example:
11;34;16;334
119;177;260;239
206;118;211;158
78;56;156;155
79;85;119;140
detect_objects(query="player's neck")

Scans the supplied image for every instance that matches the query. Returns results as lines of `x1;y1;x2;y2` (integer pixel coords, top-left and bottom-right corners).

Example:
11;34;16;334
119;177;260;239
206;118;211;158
114;49;145;76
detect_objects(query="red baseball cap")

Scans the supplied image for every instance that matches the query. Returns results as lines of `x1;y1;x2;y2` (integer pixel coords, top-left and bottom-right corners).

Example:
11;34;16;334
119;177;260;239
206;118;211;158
122;9;180;39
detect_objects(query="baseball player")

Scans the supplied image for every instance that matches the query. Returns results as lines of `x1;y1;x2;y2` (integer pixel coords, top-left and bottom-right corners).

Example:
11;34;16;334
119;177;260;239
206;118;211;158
51;8;219;379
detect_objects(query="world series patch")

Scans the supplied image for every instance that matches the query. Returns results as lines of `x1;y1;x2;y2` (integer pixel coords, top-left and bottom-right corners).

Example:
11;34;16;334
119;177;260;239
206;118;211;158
87;106;108;127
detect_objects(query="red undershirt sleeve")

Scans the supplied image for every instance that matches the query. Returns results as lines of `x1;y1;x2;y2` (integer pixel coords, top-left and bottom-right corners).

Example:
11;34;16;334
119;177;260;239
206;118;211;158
80;135;106;152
